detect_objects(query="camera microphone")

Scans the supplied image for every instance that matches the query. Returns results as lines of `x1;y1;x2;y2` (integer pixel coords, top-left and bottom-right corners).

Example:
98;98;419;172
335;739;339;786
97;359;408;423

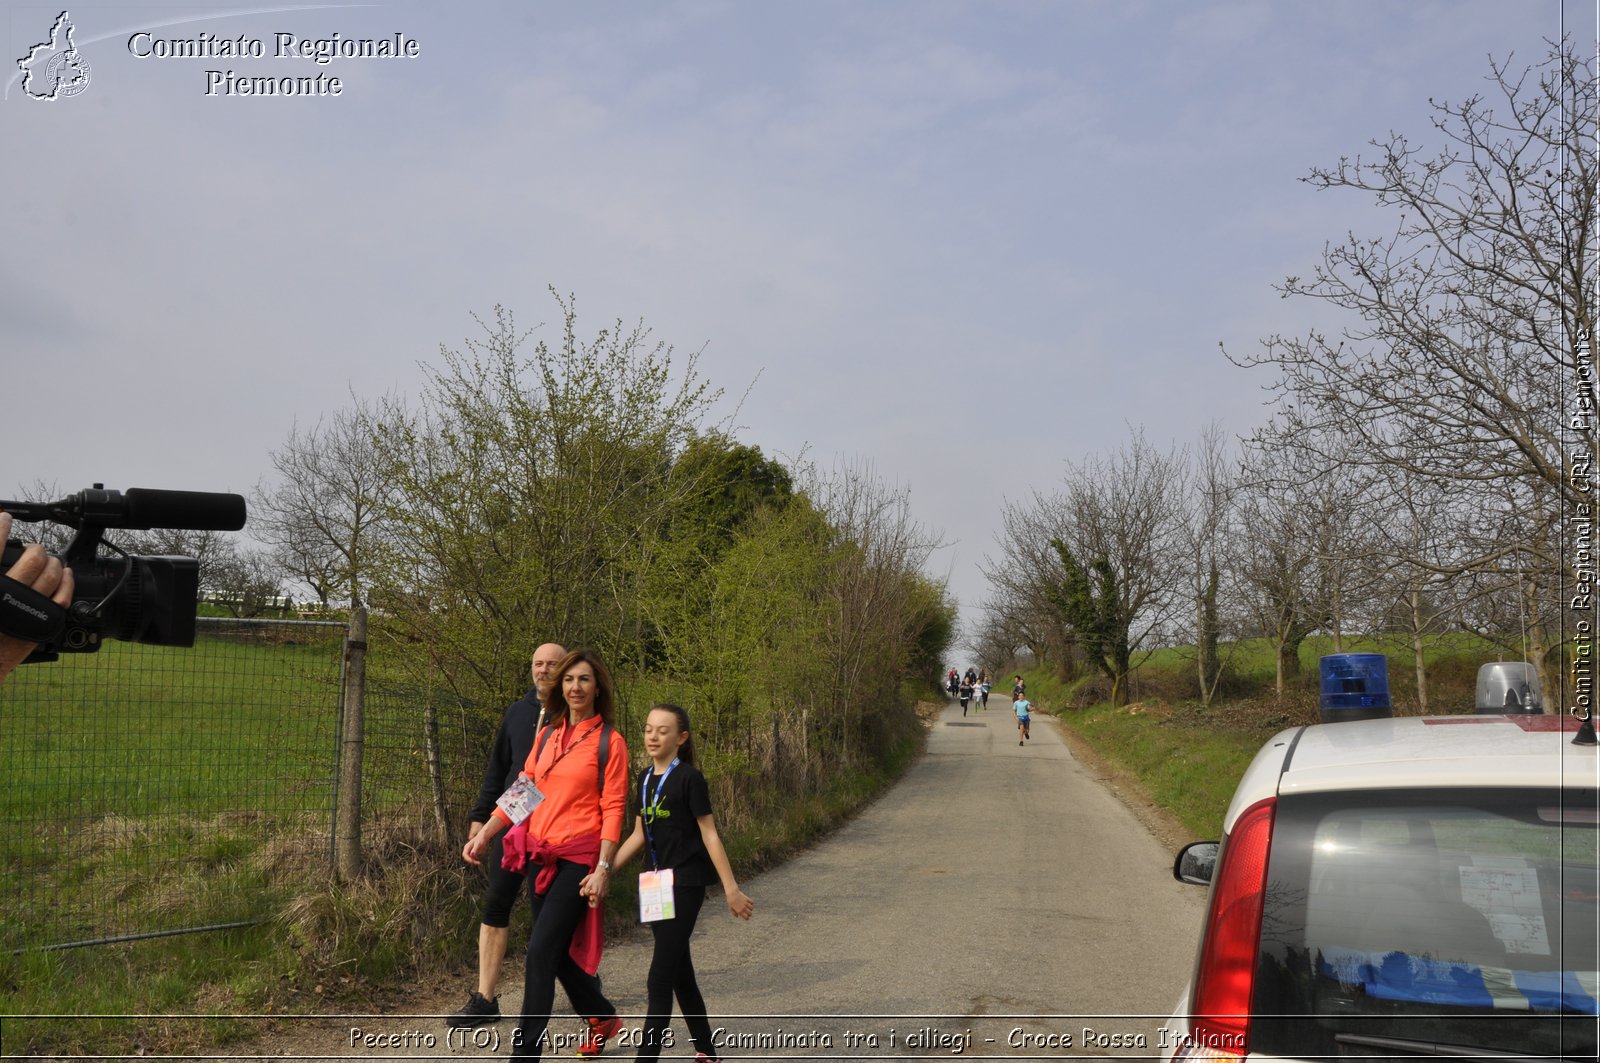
121;489;247;531
0;486;247;532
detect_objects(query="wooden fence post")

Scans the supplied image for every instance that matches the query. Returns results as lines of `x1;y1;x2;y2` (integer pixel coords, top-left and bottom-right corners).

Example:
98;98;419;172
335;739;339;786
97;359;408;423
336;606;368;882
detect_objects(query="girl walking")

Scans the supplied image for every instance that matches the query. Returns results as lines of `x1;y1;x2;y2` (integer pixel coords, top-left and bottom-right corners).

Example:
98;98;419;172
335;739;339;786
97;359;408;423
582;704;754;1062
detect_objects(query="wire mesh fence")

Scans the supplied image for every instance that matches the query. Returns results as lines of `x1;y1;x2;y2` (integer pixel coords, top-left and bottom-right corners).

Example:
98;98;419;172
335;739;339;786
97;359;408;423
0;617;349;951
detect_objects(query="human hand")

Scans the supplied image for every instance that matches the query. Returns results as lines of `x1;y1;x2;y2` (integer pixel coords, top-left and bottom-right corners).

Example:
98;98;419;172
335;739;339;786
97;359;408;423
725;886;753;920
579;866;611;908
461;833;487;867
0;512;74;681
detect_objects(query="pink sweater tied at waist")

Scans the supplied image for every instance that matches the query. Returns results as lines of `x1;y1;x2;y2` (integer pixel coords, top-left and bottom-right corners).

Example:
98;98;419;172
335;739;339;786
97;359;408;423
501;822;604;975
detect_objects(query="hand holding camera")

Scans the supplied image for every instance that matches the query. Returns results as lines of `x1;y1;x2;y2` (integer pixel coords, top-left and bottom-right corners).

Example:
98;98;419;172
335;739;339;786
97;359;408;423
0;512;76;681
0;485;247;671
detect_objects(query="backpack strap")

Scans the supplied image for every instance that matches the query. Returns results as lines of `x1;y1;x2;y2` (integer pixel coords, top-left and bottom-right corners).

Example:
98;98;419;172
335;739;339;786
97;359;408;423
596;723;612;794
533;722;557;764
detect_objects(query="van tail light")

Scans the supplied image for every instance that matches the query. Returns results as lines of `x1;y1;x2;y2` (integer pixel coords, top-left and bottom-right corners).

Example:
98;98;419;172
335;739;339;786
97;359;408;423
1186;797;1276;1059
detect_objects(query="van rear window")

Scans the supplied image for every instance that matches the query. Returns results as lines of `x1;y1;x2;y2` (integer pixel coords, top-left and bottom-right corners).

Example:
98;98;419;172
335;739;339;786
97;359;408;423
1248;787;1599;1060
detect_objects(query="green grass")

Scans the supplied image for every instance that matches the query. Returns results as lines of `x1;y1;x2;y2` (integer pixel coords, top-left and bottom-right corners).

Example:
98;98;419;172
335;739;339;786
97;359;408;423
0;925;285;1056
0;628;351;952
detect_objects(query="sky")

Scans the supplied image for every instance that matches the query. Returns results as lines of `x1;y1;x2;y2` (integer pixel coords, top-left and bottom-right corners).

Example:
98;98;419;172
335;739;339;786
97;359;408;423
2;0;1589;647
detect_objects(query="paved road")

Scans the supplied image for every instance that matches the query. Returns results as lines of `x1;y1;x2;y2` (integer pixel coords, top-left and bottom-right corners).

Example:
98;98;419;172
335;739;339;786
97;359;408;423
263;697;1207;1060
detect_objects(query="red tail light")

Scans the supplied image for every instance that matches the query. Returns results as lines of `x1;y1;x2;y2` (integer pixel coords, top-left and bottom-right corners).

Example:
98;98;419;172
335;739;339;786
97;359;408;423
1187;797;1276;1058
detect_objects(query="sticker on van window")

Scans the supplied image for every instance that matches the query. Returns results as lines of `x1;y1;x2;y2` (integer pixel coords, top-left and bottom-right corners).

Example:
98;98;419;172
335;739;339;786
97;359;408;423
1460;860;1549;955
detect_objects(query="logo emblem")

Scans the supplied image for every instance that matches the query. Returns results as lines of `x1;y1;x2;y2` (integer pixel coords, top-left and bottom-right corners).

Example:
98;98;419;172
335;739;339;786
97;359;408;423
17;11;91;101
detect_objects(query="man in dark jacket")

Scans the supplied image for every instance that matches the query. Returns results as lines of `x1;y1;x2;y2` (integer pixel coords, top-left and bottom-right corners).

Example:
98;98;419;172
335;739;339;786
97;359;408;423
448;641;565;1028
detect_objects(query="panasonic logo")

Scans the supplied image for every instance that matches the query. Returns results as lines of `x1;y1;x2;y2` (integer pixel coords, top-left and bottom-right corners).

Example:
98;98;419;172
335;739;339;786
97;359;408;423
2;592;49;621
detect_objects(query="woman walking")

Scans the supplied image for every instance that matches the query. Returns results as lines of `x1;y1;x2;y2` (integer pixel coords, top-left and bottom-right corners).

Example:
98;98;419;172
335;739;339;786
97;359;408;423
464;649;631;1060
585;704;754;1062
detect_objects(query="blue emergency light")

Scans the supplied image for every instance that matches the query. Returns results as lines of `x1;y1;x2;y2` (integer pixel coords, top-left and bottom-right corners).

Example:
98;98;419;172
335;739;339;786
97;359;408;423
1319;653;1391;723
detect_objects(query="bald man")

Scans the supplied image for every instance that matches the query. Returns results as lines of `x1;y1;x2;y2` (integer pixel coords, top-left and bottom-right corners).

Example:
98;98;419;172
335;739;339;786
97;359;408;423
450;641;566;1028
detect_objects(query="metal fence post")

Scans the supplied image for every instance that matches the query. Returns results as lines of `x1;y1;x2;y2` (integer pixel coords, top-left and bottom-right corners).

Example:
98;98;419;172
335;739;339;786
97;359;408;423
336;606;368;882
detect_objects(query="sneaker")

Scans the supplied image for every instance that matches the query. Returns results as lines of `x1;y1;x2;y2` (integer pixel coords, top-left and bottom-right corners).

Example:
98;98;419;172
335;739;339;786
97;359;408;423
445;990;500;1028
576;1014;623;1057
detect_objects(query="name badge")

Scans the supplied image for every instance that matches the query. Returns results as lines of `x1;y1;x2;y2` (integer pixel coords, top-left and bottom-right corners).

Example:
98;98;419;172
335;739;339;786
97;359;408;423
495;773;545;825
639;868;676;922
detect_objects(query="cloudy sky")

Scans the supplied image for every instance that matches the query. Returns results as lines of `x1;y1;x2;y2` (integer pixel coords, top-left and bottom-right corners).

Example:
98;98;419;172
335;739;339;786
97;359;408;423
1;0;1584;642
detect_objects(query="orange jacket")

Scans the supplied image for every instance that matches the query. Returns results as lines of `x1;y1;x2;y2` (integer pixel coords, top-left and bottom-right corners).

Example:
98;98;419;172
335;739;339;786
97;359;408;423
490;715;629;844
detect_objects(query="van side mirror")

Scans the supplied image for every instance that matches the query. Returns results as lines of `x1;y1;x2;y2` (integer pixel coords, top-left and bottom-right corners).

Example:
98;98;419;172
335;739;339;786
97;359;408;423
1173;840;1219;885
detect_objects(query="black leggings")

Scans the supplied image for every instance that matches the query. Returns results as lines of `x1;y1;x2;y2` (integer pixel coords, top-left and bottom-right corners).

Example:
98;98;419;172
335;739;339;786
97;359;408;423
511;859;615;1061
637;883;712;1062
480;834;527;928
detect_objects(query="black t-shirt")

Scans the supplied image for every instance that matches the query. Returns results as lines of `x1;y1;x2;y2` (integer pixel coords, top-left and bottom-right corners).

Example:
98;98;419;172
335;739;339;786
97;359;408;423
634;760;715;888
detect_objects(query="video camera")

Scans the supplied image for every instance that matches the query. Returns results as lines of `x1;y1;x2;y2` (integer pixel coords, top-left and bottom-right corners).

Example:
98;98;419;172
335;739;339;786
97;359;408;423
0;485;247;664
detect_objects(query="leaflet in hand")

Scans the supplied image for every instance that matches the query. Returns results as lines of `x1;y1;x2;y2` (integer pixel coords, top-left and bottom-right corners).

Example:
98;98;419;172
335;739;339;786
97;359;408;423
495;773;545;825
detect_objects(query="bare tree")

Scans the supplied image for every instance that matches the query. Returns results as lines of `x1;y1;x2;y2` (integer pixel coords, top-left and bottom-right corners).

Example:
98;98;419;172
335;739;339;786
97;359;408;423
1448;476;1564;699
1230;43;1595;561
1231;431;1379;693
252;396;392;608
208;545;286;618
808;458;945;762
981;496;1083;674
1360;468;1484;712
988;429;1187;706
1178;423;1237;706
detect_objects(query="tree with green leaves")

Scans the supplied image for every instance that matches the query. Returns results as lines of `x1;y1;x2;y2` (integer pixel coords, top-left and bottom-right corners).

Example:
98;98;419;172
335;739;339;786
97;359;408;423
369;293;721;713
1048;540;1132;703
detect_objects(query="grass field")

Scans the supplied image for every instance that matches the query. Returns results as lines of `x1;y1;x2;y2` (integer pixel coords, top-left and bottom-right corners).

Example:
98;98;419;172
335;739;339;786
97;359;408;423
0;624;357;948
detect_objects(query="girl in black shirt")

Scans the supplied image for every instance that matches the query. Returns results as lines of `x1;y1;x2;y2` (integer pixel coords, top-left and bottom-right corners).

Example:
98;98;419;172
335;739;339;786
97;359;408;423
586;704;753;1062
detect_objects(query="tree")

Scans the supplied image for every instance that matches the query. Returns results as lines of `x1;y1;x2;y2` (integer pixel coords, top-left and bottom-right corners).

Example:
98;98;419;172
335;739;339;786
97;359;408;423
1230;433;1374;693
809;459;948;760
1179;423;1236;706
666;432;793;558
252;397;392;609
1231;43;1595;575
981;498;1084;675
370;294;721;712
208;545;285;618
991;430;1188;706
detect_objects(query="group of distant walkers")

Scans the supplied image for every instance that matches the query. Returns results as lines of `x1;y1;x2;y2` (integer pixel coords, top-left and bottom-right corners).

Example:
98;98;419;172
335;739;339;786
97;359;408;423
452;640;754;1062
947;666;990;716
945;667;1031;744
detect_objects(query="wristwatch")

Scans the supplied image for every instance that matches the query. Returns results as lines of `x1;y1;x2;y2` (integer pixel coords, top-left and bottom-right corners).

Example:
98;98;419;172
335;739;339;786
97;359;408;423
596;859;612;872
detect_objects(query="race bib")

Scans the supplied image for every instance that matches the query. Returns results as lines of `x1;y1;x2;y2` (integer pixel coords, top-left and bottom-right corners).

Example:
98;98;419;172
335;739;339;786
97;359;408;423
495;773;545;825
639;868;676;922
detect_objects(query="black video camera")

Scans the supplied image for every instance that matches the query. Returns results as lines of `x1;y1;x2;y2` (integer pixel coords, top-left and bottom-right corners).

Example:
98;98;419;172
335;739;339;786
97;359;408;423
0;485;247;663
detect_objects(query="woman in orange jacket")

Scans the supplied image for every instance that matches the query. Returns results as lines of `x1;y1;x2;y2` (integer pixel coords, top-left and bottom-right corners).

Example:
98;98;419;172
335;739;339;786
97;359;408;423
464;648;632;1060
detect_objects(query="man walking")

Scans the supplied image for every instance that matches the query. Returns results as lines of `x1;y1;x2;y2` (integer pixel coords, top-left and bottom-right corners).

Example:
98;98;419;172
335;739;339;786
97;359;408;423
448;641;566;1028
